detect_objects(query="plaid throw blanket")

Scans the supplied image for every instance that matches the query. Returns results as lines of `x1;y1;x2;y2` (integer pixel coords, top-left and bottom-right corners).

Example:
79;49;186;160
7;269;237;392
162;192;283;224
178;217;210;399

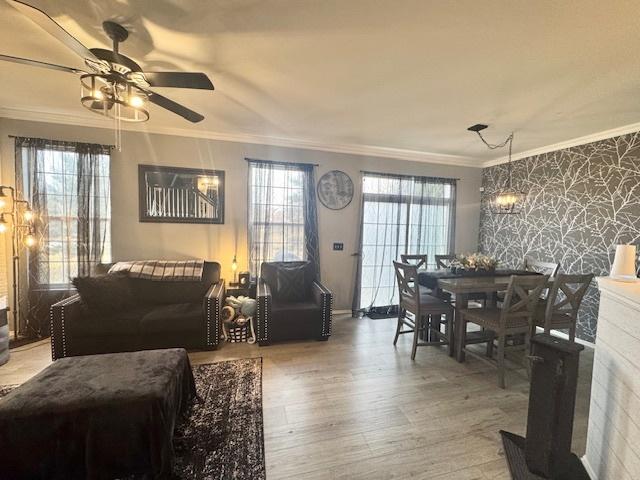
109;260;205;282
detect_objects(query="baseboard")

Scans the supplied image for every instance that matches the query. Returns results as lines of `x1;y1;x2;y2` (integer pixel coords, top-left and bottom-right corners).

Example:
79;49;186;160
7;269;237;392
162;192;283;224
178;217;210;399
581;455;597;480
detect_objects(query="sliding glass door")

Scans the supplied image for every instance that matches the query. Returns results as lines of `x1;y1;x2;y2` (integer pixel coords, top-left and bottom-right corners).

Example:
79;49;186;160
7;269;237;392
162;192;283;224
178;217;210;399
357;173;456;312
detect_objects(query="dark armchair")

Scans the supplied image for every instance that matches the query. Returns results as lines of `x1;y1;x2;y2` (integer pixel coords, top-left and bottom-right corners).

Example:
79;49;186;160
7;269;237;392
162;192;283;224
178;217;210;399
50;261;225;360
256;261;332;345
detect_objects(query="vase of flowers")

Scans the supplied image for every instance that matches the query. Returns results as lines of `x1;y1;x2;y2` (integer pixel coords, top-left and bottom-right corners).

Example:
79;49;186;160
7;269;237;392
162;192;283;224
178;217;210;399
450;253;498;275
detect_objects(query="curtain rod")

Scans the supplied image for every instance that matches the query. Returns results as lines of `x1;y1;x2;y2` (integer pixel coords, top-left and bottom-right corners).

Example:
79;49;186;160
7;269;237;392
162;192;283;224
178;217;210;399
245;157;319;167
360;170;460;181
8;135;115;150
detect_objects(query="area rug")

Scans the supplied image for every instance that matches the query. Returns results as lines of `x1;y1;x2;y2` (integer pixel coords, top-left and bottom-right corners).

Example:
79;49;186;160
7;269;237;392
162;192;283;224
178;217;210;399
0;357;266;480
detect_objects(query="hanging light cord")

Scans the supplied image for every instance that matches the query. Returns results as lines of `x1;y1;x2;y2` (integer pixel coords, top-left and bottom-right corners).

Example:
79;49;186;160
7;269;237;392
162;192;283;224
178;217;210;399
475;130;514;188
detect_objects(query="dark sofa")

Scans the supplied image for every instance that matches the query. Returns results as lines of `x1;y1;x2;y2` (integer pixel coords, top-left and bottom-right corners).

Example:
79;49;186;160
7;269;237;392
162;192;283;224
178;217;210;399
50;261;225;360
256;261;332;345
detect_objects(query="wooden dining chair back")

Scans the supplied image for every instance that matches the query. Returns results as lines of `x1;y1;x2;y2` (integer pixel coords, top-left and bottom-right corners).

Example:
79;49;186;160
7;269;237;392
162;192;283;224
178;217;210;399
392;261;453;359
459;274;549;388
501;275;551;328
521;257;560;277
435;254;456;270
400;254;428;270
539;273;593;340
394;261;420;306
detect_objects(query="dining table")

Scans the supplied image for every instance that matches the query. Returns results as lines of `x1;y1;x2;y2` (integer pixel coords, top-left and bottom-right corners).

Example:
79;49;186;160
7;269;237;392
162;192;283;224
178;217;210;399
417;269;541;363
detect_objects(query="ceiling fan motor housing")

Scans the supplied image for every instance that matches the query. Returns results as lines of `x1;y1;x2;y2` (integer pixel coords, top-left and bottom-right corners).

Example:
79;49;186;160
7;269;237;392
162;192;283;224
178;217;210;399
103;21;129;45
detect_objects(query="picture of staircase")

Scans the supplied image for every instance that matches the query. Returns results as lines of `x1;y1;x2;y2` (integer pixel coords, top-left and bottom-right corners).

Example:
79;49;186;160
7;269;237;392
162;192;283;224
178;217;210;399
138;165;225;224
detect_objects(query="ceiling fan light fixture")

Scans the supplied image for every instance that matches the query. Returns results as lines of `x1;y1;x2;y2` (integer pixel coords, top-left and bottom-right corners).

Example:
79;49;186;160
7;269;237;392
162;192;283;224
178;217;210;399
80;73;149;123
2;1;214;151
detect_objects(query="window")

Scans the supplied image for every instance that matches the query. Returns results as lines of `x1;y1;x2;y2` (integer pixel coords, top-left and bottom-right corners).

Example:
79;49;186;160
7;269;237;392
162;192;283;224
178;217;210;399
248;161;312;275
18;141;111;287
359;173;456;309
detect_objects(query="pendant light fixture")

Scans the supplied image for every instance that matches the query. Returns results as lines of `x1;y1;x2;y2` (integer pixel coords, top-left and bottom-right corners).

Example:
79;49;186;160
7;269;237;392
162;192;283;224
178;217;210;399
468;124;526;214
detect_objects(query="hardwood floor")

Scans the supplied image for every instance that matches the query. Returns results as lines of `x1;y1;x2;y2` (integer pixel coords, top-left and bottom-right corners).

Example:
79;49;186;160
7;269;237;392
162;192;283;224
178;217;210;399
0;313;594;479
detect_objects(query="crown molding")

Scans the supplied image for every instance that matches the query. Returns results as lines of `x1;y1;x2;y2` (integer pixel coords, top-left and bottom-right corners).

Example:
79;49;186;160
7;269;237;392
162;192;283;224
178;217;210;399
0;106;480;168
6;105;637;170
482;121;640;168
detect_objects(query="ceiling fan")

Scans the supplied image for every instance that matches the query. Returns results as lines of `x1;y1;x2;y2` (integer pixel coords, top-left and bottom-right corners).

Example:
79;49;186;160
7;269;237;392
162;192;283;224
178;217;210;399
0;0;214;124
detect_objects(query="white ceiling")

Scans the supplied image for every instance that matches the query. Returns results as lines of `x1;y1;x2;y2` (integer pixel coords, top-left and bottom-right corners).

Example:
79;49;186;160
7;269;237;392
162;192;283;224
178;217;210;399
1;0;639;166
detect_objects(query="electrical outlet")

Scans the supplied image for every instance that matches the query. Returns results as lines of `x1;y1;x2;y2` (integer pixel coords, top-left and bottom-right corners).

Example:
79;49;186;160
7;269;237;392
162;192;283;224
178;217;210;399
333;242;344;251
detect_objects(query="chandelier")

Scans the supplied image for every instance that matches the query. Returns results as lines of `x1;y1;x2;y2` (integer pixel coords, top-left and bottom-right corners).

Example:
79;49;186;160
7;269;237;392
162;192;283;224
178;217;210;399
468;124;526;214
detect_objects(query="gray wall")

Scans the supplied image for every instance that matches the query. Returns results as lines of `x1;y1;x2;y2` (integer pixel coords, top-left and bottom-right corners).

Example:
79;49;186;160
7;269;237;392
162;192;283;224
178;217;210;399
0;118;482;310
479;131;640;342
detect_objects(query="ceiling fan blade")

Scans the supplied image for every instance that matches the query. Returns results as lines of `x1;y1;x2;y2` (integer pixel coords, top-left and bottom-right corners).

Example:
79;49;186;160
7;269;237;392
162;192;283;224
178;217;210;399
147;91;205;123
0;54;83;74
143;72;214;90
8;0;99;62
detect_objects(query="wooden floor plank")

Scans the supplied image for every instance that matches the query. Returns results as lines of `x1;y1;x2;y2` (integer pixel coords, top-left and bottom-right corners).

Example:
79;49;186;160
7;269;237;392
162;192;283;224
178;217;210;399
0;314;593;479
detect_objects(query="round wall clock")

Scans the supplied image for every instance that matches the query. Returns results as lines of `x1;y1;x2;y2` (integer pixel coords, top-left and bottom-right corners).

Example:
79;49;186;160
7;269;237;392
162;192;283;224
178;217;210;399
317;170;354;210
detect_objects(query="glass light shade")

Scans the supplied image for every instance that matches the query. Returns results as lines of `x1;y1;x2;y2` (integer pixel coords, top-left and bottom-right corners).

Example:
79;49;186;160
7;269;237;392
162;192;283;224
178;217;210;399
128;95;145;108
23;208;34;222
24;234;36;248
490;188;526;214
232;256;238;271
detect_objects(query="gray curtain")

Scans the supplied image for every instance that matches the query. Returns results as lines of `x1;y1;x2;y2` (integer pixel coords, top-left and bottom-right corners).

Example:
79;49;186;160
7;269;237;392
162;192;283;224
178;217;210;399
77;144;111;276
247;159;320;277
351;172;457;317
14;137;111;337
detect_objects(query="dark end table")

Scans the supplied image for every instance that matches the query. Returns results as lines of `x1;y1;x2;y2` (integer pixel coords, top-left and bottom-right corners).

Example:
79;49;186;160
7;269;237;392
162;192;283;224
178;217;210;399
226;281;257;298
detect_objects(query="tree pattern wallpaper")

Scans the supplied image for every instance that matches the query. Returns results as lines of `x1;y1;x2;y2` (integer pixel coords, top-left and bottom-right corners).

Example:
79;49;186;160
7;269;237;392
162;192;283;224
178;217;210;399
479;131;640;342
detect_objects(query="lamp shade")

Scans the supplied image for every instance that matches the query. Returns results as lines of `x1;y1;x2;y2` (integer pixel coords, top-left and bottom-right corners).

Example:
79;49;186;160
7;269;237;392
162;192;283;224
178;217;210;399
610;245;638;282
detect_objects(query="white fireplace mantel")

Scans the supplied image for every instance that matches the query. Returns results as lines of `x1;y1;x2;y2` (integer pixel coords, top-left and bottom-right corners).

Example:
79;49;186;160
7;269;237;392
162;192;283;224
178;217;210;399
583;278;640;480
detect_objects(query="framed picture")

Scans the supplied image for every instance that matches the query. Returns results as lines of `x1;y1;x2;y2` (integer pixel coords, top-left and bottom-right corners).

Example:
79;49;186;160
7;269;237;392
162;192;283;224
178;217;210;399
138;164;225;224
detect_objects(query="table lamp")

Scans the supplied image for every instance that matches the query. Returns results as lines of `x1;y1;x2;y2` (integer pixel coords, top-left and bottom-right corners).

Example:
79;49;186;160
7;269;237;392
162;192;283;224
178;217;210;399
231;254;238;286
610;244;638;282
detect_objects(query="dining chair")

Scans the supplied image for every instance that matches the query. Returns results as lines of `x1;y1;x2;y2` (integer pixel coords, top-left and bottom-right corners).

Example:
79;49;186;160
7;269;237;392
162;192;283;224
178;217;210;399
392;261;454;359
535;273;593;341
459;274;550;388
496;257;560;304
435;254;456;270
521;257;561;277
400;254;428;269
434;253;488;307
401;254;452;338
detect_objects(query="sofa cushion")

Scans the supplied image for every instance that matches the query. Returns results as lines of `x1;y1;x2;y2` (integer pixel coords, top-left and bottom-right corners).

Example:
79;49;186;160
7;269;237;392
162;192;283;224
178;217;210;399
128;261;220;306
271;300;321;316
276;264;307;302
72;272;134;316
269;301;323;340
130;280;207;305
139;303;202;334
262;261;315;301
67;305;151;338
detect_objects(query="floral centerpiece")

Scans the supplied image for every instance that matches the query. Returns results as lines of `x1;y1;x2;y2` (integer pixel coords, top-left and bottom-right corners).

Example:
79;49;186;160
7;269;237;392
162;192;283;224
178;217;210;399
450;253;498;274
